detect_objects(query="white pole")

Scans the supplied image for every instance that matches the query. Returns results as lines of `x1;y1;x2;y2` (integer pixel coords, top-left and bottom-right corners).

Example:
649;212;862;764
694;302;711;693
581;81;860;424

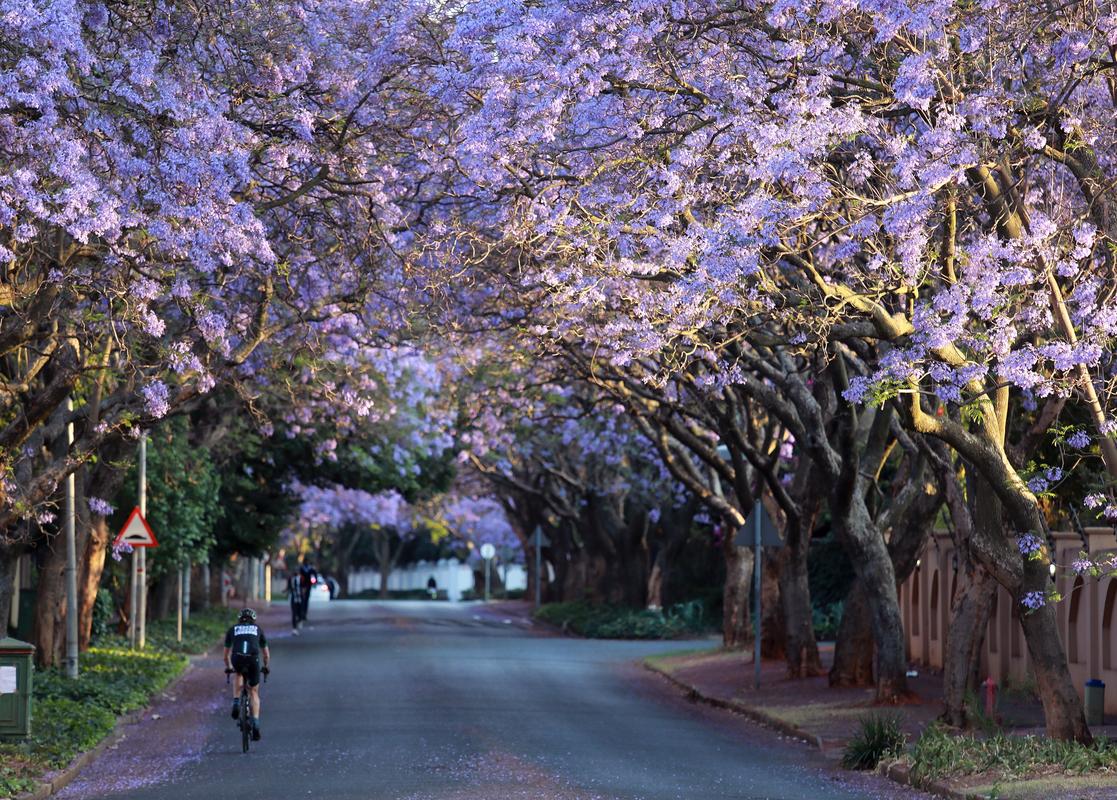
175;567;183;642
64;397;79;678
753;499;762;691
129;550;137;647
265;563;272;603
183;560;191;621
137;434;147;650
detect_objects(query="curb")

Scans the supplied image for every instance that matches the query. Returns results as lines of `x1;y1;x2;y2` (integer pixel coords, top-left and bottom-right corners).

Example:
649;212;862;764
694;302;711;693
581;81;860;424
644;660;978;800
643;660;825;749
883;762;975;800
12;646;217;800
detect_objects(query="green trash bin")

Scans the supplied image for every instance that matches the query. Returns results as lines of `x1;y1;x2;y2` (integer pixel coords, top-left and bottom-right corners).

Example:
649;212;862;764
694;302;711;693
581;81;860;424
0;636;34;740
1085;679;1105;728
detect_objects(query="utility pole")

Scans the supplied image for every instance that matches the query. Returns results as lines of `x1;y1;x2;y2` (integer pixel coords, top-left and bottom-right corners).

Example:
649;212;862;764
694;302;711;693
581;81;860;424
182;560;191;621
137;434;148;650
63;397;79;678
753;499;762;691
175;565;183;643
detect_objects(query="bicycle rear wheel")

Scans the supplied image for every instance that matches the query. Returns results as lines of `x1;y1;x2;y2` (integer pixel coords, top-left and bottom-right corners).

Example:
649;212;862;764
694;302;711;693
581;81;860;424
240;691;250;753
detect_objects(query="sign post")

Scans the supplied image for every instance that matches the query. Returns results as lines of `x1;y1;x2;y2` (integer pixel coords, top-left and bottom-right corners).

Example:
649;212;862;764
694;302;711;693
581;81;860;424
736;501;782;691
480;543;495;601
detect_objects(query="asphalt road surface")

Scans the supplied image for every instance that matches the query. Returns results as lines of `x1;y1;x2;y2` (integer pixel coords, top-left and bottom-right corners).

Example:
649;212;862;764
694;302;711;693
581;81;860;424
57;601;929;800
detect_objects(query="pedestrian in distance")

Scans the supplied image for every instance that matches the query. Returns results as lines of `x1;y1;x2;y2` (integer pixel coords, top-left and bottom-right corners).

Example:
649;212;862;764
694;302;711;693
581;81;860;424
427;575;438;600
298;557;318;623
287;571;302;634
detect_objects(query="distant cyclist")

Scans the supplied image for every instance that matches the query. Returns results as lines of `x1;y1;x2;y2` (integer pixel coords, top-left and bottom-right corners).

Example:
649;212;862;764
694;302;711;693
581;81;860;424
224;608;270;740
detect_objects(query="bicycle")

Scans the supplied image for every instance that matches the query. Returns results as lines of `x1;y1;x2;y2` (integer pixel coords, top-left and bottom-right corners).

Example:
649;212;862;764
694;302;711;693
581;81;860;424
226;665;268;753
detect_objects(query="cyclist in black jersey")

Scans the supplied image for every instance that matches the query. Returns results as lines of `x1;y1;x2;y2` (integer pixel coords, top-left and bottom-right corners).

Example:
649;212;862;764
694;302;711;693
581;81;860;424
224;608;270;740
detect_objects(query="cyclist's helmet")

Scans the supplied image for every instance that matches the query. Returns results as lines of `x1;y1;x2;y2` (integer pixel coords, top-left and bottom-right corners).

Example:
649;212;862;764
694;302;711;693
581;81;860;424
238;608;257;623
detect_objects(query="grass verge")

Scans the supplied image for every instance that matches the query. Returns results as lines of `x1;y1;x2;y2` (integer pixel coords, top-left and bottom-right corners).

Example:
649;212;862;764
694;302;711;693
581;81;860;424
534;600;707;639
0;607;236;798
907;723;1117;786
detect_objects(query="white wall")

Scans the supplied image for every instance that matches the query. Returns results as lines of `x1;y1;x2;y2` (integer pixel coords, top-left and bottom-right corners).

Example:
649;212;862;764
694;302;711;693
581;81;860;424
273;559;528;602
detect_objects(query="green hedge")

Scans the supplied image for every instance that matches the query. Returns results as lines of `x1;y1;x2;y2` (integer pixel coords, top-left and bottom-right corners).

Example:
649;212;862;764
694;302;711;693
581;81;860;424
534;600;705;639
0;608;235;796
346;588;448;600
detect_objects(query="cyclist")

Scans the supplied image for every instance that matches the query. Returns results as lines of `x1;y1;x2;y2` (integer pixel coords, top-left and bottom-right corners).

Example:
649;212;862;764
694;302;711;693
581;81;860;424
224;608;270;740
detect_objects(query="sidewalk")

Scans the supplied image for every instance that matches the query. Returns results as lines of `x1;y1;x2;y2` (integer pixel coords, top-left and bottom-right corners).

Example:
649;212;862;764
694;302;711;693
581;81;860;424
644;644;1117;800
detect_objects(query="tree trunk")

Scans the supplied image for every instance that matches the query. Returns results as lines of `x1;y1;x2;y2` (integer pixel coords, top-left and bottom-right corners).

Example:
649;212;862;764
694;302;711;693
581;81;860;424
941;565;996;727
200;563;211;610
647;548;666;609
378;561;389;599
723;541;754;649
761;551;786;660
0;543;20;637
829;580;875;687
78;514;111;650
953;451;1091;741
1021;604;1090;741
34;535;67;668
780;540;823;677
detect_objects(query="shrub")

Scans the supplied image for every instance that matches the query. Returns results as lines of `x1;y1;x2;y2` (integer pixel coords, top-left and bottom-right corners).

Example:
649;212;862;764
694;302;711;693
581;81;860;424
841;713;906;770
0;605;226;797
812;601;843;641
534;601;701;639
909;724;1117;784
90;588;114;645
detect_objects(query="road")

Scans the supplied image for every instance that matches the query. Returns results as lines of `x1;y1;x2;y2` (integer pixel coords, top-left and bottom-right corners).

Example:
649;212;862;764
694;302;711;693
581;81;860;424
58;601;928;800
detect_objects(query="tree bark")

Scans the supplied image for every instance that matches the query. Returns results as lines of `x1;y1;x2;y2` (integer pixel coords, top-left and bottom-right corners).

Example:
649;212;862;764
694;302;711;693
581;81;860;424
647;548;666;609
761;551;786;660
34;537;66;668
0;542;20;637
78;514;111;650
942;565;996;727
779;489;824;678
829;581;875;687
723;541;754;649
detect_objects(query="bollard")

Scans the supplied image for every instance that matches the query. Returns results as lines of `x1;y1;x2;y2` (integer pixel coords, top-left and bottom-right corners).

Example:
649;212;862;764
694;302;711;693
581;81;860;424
1085;679;1105;727
983;676;998;718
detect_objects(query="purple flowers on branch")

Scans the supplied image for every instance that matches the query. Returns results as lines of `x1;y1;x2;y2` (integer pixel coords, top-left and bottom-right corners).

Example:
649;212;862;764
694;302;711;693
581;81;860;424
1017;533;1043;559
142;381;171;419
88;496;114;517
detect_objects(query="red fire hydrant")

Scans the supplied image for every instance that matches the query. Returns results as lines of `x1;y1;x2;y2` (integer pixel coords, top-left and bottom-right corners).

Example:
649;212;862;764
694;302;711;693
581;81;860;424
983;676;998;718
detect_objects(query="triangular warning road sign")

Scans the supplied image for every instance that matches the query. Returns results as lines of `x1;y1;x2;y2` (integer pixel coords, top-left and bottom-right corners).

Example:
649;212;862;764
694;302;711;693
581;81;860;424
113;506;158;548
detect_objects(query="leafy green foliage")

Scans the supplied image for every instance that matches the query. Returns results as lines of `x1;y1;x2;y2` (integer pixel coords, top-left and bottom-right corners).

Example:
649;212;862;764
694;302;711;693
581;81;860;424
812;601;843;641
90;588;114;644
534;601;706;639
909;724;1117;784
0;608;230;795
113;416;220;579
841;713;906;770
